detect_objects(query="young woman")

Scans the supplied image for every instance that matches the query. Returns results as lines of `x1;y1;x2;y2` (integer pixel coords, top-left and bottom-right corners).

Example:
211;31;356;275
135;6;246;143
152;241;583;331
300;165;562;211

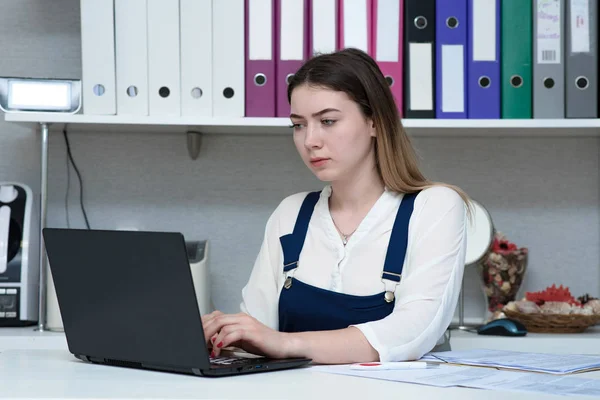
202;48;471;364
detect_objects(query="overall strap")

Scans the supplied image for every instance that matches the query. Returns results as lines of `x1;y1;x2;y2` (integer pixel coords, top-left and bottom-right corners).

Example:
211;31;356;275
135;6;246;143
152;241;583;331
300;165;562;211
381;191;418;283
279;191;321;272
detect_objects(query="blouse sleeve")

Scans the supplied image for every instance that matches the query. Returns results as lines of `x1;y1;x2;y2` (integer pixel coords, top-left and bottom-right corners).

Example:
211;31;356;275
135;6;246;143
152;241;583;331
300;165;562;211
351;186;468;362
239;208;283;330
239;193;306;330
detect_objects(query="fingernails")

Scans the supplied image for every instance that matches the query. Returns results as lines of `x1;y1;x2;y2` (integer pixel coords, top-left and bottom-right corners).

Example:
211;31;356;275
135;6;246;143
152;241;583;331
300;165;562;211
217;342;223;348
211;337;216;343
210;351;215;358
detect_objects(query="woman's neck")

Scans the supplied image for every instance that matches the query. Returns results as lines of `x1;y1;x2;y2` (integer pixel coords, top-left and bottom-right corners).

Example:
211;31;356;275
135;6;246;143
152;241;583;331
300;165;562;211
329;167;385;214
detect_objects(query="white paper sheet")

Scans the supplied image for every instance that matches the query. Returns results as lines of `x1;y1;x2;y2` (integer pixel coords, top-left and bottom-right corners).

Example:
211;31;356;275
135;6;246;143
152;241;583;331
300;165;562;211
420;348;600;374
312;364;600;397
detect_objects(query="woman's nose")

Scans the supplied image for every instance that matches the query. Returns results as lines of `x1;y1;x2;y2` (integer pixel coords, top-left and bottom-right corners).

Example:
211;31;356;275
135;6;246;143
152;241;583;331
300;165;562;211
304;125;322;148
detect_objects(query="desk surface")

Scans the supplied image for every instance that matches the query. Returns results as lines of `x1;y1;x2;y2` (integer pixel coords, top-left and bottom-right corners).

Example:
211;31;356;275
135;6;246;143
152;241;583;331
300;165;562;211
2;349;600;400
3;326;600;353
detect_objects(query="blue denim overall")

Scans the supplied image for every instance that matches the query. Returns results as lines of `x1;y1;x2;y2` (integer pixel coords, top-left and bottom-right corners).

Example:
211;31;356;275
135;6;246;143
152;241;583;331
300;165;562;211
277;190;418;333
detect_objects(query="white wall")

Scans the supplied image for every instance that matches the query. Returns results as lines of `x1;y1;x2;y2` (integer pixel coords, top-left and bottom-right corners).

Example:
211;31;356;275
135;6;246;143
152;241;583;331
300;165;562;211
1;0;598;325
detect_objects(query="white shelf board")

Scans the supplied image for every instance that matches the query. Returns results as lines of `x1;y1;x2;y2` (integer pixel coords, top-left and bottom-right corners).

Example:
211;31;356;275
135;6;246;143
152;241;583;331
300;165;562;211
4;112;600;136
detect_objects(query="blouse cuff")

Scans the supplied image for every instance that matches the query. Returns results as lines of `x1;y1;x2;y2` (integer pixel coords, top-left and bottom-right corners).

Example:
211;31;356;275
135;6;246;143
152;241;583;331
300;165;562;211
350;323;388;362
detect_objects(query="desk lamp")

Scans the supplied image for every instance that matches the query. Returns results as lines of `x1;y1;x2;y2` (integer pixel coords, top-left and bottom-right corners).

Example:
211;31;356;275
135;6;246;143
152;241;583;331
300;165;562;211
0;77;81;114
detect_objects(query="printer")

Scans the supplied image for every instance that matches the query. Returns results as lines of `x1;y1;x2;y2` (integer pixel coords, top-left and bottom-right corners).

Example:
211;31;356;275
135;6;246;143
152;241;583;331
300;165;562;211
186;239;215;316
0;182;39;326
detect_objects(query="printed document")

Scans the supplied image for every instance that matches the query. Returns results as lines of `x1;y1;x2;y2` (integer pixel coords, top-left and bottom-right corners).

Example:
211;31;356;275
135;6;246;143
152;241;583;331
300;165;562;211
312;364;600;397
420;348;600;374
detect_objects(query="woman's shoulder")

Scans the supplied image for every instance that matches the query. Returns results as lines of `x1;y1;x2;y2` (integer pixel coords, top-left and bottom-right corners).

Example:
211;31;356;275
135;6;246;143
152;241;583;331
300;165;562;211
266;189;324;231
413;184;467;215
275;190;321;213
416;184;464;202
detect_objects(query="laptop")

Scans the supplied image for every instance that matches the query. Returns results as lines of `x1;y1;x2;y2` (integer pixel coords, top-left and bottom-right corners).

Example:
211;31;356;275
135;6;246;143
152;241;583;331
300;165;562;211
42;228;312;377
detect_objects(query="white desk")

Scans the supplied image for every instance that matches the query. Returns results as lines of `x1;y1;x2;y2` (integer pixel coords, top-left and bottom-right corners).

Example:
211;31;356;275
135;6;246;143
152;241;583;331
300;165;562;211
3;326;600;358
0;327;66;351
449;326;600;354
2;327;600;400
4;326;600;353
3;349;600;400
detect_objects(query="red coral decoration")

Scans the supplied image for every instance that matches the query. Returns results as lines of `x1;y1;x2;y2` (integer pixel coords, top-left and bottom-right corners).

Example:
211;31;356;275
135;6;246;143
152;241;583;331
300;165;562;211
491;235;518;255
525;284;582;307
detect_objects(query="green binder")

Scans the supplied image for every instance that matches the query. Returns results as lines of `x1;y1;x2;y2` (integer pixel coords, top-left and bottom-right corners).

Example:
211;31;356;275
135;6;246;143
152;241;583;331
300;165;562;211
501;0;533;119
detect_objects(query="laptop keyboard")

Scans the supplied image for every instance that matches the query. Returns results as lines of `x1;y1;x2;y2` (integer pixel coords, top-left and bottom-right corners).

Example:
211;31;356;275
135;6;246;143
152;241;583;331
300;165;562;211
210;356;264;366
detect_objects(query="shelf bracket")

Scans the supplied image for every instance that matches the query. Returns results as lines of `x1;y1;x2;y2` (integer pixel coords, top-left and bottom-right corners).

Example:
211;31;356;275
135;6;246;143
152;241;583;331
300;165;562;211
186;130;202;160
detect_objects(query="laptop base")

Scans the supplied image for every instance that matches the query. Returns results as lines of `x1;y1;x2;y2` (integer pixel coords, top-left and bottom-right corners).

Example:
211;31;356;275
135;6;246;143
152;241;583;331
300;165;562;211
77;354;311;377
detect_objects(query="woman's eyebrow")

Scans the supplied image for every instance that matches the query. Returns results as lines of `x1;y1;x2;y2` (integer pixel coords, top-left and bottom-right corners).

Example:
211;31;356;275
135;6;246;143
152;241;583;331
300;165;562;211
289;108;341;119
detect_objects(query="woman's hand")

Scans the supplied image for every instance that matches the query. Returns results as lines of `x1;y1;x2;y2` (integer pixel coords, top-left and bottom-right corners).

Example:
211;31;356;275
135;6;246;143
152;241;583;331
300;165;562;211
201;311;292;359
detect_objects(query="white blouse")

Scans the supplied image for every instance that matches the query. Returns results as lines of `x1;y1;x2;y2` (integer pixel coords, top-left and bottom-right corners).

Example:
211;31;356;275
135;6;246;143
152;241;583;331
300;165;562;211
240;184;467;362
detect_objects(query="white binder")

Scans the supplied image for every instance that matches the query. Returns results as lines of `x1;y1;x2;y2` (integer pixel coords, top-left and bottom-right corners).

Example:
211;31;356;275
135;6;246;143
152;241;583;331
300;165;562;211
115;0;148;116
181;0;213;117
147;0;181;116
80;0;116;115
212;0;245;117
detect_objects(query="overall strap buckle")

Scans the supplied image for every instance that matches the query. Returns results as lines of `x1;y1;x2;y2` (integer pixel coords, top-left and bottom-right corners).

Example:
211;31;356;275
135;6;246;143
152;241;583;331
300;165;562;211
381;271;402;302
279;191;321;290
283;262;298;289
379;191;418;303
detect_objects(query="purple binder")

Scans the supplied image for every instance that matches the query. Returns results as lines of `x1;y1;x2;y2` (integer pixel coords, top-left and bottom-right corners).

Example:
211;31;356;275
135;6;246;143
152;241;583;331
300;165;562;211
276;0;309;117
245;0;276;117
436;0;468;118
467;0;500;119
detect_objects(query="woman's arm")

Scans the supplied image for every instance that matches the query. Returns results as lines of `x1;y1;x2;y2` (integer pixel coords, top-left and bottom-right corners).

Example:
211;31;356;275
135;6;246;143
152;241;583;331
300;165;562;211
203;312;378;362
350;186;467;362
284;327;379;364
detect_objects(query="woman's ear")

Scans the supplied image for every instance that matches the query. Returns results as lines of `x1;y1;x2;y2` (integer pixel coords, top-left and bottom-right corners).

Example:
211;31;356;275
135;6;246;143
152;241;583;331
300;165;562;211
368;119;376;138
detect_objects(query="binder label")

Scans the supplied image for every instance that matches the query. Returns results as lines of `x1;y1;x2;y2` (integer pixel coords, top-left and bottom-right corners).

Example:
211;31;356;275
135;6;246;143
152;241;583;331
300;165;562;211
472;0;497;62
570;0;590;53
409;43;433;110
280;0;305;60
537;0;561;64
441;45;465;113
312;0;337;55
375;0;400;62
343;0;369;52
249;0;273;60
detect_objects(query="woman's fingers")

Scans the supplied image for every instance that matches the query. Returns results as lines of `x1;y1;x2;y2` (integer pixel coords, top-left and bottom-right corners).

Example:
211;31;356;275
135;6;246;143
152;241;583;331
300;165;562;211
204;314;247;345
202;312;231;343
201;310;222;325
212;325;245;357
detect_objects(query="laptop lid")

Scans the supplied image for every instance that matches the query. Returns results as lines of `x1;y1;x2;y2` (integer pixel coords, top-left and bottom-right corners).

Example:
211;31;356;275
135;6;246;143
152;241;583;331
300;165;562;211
42;228;211;372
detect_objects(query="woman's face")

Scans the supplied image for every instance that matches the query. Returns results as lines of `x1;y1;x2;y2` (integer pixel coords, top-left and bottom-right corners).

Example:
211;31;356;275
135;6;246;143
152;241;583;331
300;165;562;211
289;84;376;183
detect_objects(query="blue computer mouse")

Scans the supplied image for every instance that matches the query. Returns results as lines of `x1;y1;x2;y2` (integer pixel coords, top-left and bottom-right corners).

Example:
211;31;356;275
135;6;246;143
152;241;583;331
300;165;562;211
477;318;527;336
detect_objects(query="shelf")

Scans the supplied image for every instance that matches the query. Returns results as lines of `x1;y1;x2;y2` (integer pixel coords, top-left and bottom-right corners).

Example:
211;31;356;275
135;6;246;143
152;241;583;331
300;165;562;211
4;112;600;136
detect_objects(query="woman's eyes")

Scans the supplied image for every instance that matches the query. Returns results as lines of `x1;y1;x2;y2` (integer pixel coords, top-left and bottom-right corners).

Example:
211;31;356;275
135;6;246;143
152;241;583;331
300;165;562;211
289;119;336;129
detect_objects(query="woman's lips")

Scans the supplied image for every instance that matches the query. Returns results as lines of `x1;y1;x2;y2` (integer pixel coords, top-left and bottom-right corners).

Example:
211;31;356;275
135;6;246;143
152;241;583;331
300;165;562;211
310;157;330;167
